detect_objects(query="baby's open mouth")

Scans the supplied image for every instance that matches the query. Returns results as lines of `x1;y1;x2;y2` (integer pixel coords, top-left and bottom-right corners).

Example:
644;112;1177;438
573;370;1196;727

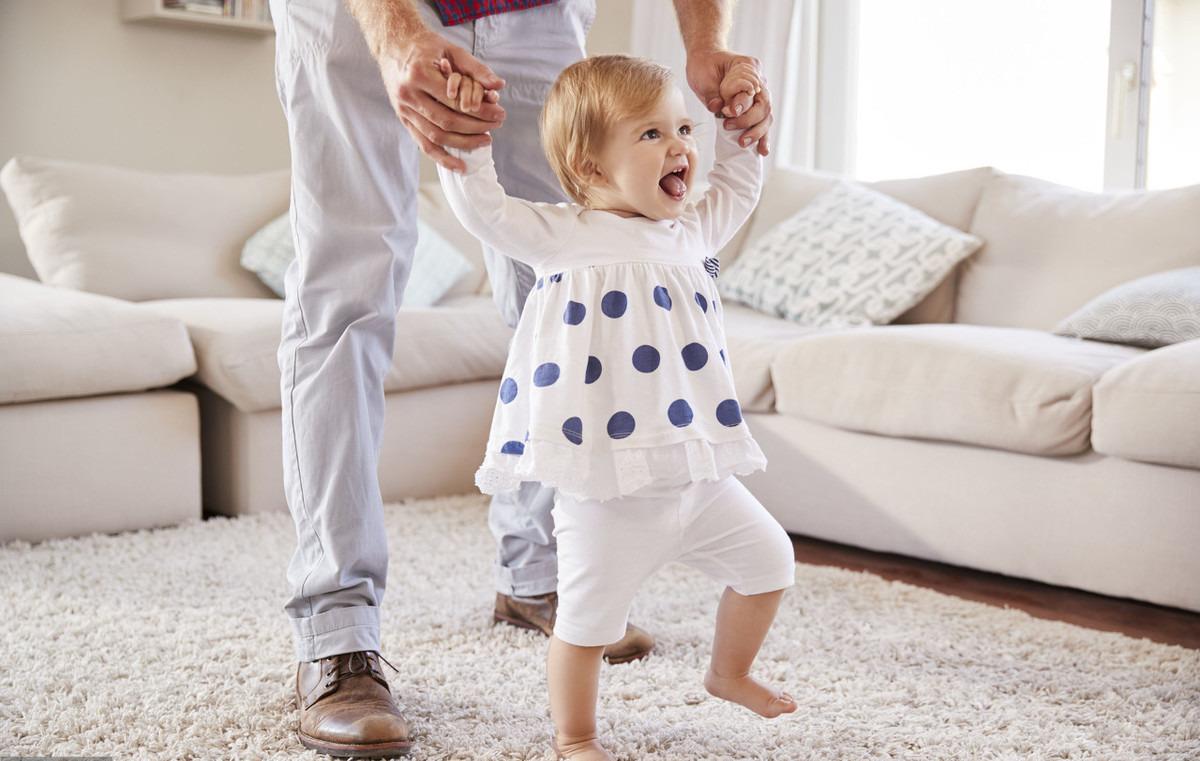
659;167;687;201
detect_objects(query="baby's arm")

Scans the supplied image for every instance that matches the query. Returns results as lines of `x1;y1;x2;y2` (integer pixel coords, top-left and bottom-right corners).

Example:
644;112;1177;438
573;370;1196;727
691;64;766;252
435;63;577;269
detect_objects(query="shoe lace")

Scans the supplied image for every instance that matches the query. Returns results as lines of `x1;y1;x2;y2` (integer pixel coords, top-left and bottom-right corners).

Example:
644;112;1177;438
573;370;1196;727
326;650;401;690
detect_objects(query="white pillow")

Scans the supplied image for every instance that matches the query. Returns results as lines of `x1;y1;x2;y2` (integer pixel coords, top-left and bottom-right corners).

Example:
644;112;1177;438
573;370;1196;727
240;212;475;307
719;182;983;327
1054;267;1200;348
1;156;288;301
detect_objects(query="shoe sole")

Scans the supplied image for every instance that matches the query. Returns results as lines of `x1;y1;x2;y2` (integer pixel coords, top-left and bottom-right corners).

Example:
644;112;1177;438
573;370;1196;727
493;613;651;665
297;729;413;758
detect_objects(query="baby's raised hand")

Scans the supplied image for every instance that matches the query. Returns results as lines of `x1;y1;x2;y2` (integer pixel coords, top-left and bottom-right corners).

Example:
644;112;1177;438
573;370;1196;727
718;60;763;119
437;57;500;115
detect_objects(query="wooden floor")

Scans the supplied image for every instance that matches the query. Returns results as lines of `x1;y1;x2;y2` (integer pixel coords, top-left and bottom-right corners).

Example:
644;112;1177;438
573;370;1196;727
789;533;1200;650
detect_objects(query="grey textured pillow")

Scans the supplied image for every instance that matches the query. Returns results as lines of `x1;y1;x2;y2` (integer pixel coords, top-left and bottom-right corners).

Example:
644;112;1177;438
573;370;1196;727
241;212;474;306
719;181;983;327
1054;267;1200;348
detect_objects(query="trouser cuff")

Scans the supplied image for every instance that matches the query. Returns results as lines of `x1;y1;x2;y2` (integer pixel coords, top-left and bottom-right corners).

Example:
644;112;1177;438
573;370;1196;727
289;605;381;662
494;556;558;597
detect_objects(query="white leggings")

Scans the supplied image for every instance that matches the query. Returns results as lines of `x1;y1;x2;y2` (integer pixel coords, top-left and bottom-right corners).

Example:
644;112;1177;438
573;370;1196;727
550;475;796;647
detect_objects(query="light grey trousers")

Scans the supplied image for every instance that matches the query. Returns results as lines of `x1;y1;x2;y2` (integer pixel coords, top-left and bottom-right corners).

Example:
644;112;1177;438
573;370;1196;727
269;0;595;662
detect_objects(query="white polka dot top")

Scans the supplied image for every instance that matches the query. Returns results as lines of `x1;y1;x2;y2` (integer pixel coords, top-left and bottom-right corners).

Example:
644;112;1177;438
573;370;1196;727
439;125;766;502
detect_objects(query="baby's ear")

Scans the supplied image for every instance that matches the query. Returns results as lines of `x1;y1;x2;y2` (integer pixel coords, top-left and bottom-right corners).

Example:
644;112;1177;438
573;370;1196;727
577;158;605;185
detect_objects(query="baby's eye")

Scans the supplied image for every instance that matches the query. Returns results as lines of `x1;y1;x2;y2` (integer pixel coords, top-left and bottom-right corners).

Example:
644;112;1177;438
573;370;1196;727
679;125;693;136
641;129;660;140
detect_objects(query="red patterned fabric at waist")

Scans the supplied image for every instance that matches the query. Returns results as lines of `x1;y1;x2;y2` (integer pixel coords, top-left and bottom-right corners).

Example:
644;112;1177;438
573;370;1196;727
429;0;559;26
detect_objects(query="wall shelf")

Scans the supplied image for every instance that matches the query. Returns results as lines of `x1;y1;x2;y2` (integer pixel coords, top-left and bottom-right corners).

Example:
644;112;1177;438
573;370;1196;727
120;0;274;35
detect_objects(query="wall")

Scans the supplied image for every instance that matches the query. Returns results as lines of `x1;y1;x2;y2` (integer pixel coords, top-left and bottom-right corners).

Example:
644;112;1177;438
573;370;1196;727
0;0;633;280
0;0;288;279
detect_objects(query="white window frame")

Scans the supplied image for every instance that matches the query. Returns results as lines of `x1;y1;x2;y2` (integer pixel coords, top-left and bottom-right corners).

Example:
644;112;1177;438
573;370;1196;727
809;0;1158;189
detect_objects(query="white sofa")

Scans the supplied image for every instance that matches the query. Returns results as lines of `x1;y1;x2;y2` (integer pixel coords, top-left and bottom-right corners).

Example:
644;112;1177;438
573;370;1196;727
3;156;1198;613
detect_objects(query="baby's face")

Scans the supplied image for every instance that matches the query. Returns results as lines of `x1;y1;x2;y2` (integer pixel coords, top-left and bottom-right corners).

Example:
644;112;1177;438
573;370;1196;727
587;86;697;221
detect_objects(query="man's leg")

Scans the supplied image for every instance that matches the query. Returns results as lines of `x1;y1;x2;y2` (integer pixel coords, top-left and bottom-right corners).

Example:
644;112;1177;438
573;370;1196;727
274;0;418;664
272;0;416;755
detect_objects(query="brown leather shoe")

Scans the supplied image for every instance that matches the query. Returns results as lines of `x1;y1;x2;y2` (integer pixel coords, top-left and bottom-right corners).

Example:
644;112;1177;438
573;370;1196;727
295;650;413;758
493;592;655;664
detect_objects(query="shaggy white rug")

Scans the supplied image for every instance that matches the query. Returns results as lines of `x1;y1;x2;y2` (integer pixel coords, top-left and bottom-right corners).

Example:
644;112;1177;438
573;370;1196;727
0;493;1197;761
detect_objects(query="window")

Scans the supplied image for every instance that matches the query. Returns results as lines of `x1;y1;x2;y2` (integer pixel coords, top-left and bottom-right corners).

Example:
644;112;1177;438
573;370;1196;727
813;0;1199;190
1146;0;1200;189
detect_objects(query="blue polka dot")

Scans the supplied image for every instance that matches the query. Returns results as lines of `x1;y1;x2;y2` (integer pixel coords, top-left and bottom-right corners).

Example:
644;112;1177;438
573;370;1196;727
536;277;544;289
601;290;628;318
550;273;563;283
585;355;602;384
533;362;560;387
607;411;636;439
716;399;743;427
720;349;727;364
500;440;525;455
667;399;694;428
632;345;660;373
563;300;586;325
562;416;583;445
653;285;672;311
695;292;708;313
681;342;708;371
499;377;517;403
524;430;529;441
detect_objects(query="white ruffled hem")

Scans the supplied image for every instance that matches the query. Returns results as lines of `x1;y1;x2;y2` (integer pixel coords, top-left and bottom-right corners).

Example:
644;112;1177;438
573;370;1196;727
474;435;768;503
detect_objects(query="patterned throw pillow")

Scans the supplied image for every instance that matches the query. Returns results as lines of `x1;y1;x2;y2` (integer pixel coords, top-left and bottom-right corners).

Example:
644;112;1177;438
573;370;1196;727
1054;267;1200;348
719;182;983;327
241;212;475;306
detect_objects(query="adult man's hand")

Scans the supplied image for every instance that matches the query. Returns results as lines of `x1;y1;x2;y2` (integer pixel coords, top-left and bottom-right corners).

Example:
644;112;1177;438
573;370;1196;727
685;50;772;156
377;30;508;172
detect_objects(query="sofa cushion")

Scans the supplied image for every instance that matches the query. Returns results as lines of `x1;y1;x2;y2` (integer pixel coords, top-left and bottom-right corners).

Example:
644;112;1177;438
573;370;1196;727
958;173;1200;330
771;324;1144;456
720;182;982;328
721;302;825;412
729;166;994;324
137;295;513;413
1;156;288;301
1054;267;1200;349
0;273;197;404
1092;339;1200;469
240;210;475;306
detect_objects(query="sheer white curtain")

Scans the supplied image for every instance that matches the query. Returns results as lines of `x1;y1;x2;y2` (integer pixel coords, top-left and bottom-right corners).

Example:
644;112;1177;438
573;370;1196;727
629;0;815;178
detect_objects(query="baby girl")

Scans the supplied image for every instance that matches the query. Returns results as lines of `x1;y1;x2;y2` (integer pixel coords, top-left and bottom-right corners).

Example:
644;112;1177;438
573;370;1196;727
438;54;797;760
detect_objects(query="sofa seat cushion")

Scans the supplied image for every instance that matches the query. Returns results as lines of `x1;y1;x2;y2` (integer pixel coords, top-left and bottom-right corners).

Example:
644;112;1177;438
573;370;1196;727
1092;339;1200;468
771;324;1144;455
721;301;826;412
0;273;197;404
138;295;513;413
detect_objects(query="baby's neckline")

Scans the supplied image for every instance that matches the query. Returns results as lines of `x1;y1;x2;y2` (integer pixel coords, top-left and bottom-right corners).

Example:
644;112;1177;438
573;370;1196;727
583;207;680;227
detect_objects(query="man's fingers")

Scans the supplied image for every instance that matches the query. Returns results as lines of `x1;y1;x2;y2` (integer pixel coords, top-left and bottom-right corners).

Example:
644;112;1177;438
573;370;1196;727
408;89;503;134
443;46;505;90
405;105;494;151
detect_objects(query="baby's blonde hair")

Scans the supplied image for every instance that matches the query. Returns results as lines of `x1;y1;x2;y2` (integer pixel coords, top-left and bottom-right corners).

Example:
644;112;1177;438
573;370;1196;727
540;55;675;206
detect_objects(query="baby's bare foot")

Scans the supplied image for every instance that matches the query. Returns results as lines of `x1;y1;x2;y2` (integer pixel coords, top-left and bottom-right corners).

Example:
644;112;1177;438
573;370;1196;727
553;735;615;760
704;669;797;718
